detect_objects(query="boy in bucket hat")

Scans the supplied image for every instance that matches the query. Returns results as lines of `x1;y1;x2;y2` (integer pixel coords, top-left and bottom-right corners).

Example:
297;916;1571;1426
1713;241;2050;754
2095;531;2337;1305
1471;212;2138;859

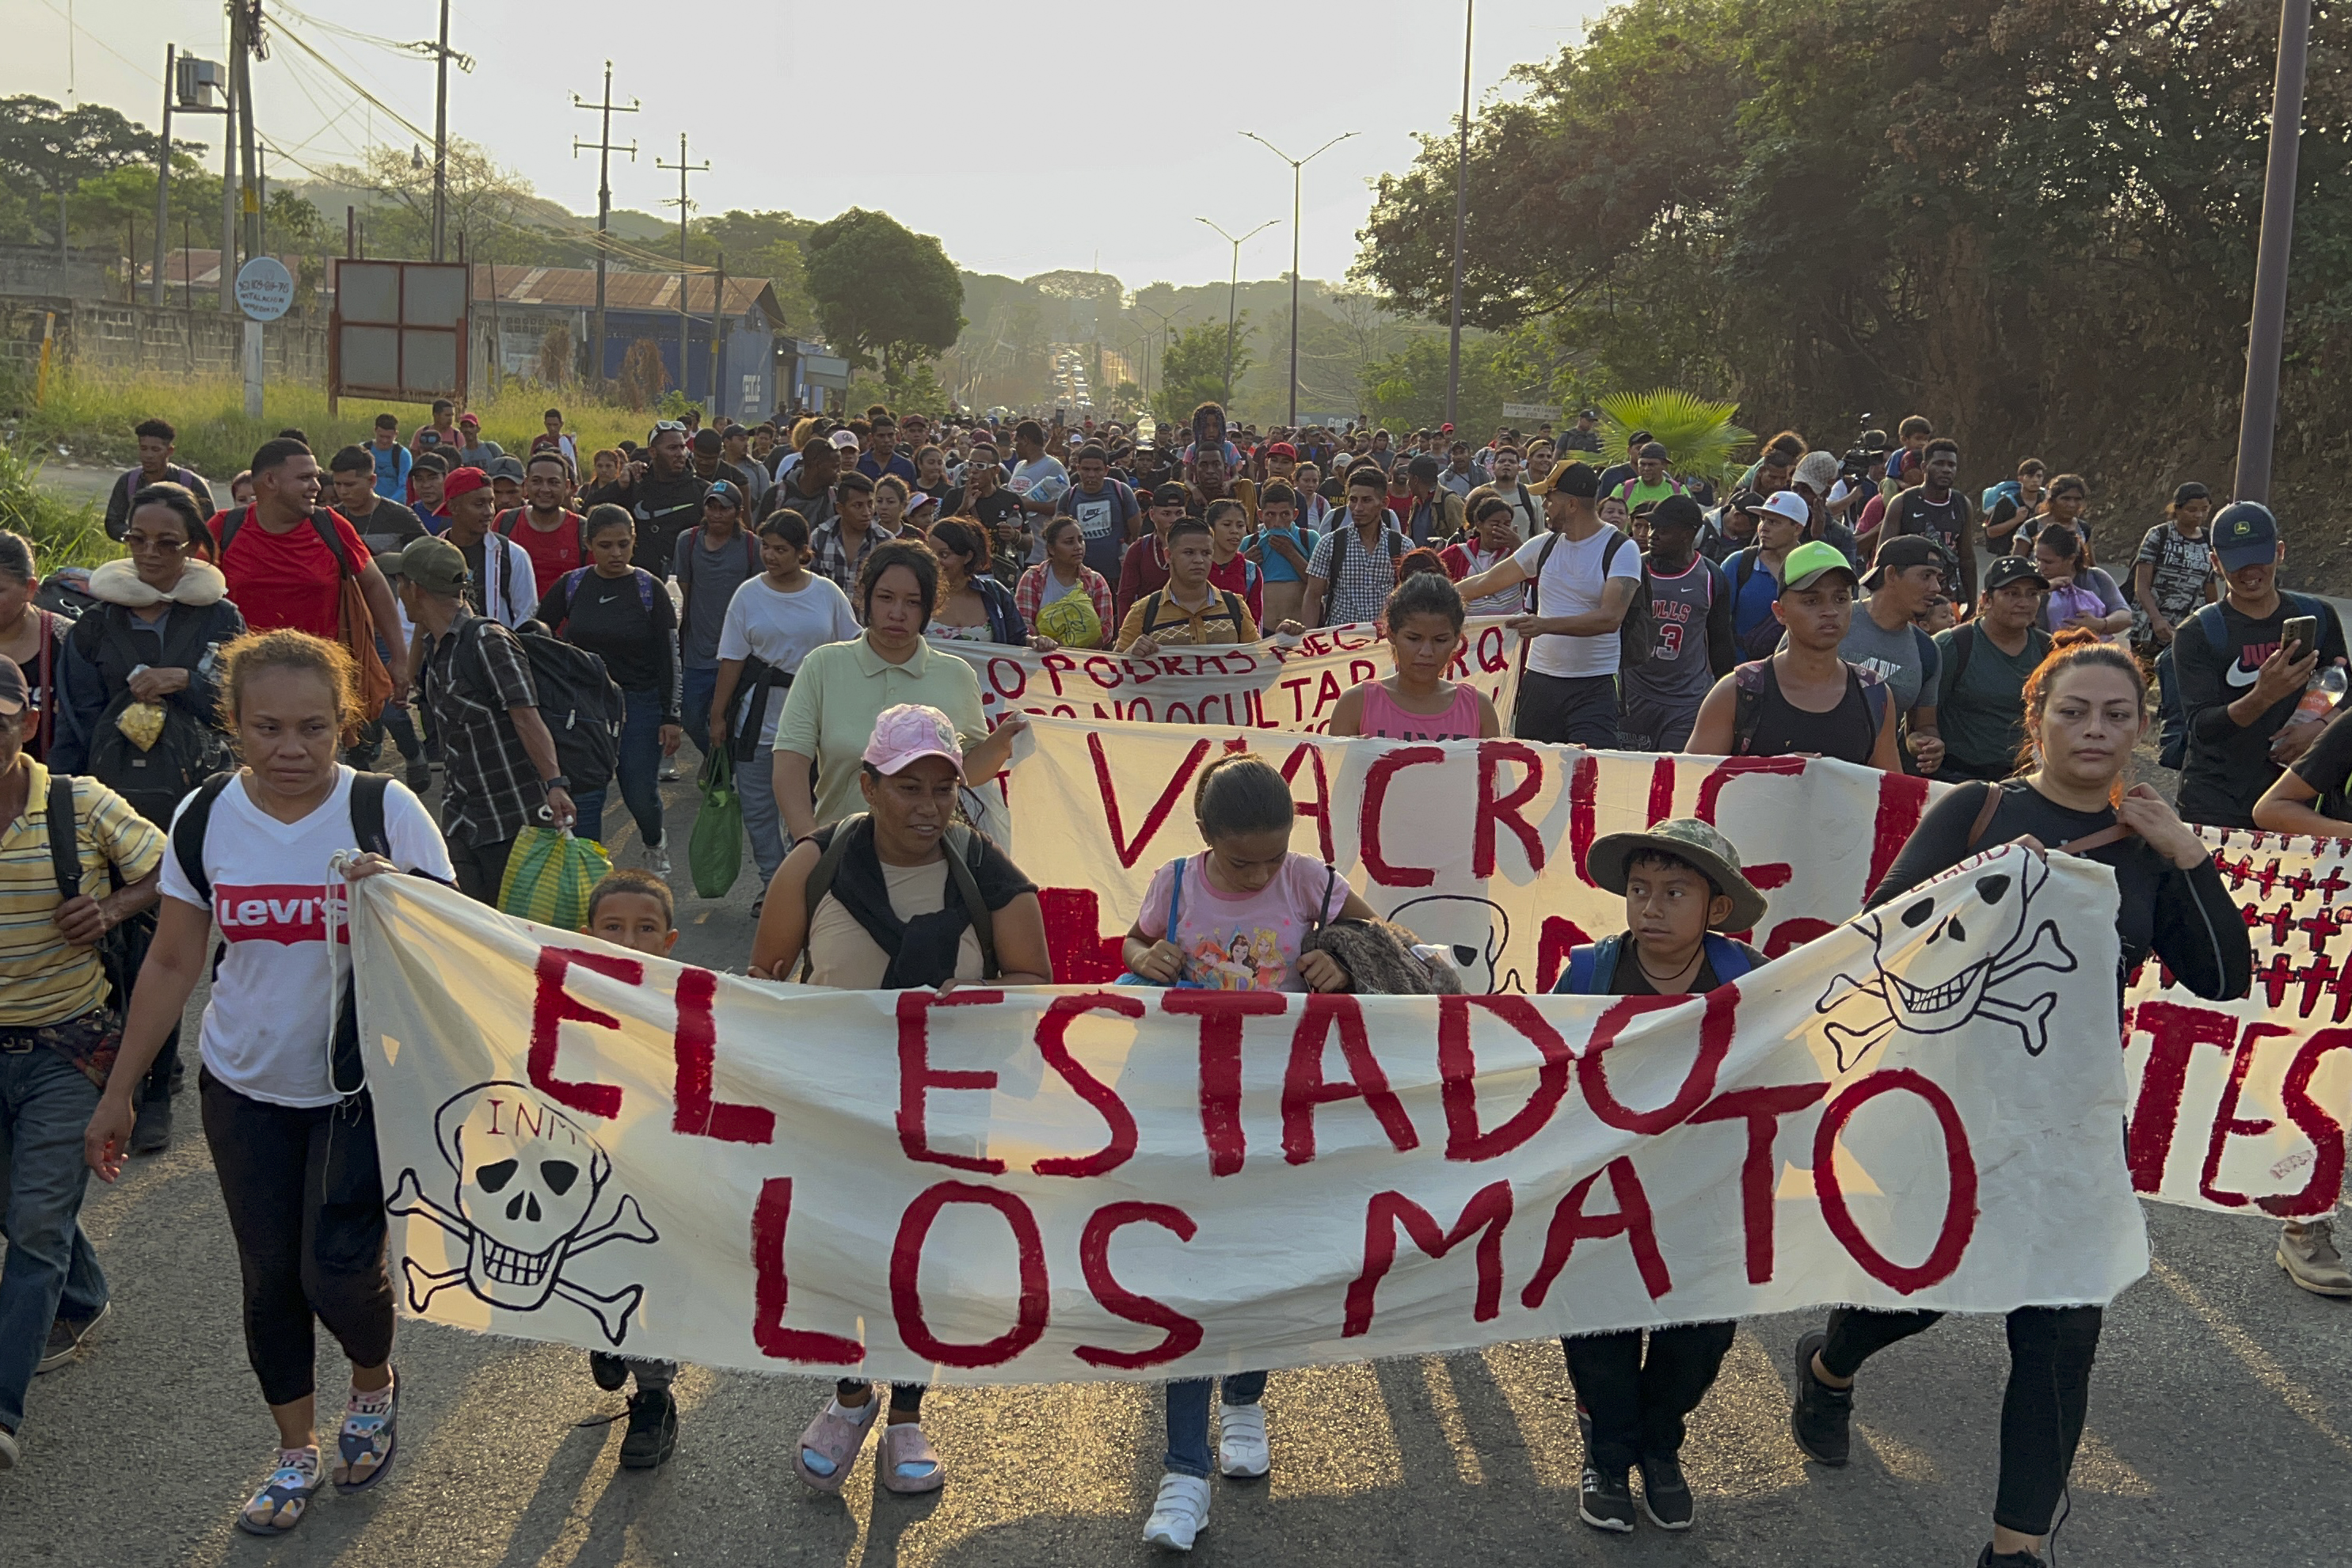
1551;816;1769;1536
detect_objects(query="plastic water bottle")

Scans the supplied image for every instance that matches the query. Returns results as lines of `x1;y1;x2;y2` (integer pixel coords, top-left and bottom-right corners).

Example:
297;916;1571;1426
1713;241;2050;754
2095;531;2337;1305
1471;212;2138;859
2294;663;2346;725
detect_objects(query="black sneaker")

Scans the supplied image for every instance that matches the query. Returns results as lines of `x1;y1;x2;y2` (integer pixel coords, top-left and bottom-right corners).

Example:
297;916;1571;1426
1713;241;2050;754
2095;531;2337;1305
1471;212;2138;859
589;1350;629;1391
36;1301;108;1375
1789;1329;1852;1467
1578;1465;1636;1533
131;1093;172;1155
618;1387;677;1470
1977;1546;2044;1568
1637;1451;1693;1531
405;759;434;795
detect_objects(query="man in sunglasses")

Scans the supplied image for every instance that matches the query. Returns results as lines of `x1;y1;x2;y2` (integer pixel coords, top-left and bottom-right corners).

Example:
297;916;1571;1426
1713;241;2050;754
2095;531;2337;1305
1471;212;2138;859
605;421;710;582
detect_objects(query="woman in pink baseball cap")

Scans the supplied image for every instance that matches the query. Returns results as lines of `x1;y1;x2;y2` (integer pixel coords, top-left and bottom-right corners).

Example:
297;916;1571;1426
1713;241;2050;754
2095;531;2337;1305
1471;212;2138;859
749;701;1051;1499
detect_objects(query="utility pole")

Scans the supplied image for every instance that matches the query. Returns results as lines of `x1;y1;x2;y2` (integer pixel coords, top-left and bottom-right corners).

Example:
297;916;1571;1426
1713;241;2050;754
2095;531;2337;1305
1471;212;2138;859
1196;217;1277;409
711;253;727;413
657;134;708;402
571;62;638;393
431;0;451;261
2234;0;2313;505
1241;130;1358;430
232;2;261;268
217;10;239;314
152;45;174;307
1445;0;1475;427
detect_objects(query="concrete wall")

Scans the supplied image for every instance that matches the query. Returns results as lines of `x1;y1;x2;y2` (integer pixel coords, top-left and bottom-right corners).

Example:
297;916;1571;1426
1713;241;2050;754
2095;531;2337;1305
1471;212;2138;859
0;295;329;382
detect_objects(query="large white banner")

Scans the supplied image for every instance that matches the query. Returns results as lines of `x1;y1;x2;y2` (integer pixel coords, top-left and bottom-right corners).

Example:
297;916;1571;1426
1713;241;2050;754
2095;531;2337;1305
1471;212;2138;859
1007;717;2352;1220
932;618;1523;733
356;851;2140;1380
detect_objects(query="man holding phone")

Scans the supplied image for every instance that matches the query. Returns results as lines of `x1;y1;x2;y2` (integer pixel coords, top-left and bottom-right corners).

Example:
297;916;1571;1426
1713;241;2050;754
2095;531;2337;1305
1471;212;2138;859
2172;500;2347;829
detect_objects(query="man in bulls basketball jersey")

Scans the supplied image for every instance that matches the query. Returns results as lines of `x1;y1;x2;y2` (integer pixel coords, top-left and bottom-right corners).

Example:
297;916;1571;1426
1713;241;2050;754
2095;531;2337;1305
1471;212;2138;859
1619;496;1736;752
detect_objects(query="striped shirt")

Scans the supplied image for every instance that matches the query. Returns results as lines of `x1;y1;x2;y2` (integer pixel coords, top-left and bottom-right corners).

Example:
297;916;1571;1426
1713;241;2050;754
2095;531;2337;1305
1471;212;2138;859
422;615;546;848
0;762;165;1027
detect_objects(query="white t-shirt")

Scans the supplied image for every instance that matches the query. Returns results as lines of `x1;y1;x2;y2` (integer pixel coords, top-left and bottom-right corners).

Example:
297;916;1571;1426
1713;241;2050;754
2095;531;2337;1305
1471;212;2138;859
717;572;862;744
1510;525;1643;680
161;768;453;1109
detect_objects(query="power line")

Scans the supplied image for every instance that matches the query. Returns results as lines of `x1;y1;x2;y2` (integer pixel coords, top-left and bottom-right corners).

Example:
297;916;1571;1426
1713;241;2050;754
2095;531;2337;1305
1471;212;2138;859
267;17;436;146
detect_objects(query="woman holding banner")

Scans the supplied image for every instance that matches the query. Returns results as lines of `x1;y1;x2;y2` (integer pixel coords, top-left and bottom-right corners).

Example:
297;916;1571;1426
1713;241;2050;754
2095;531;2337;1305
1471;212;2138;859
771;538;1026;842
1787;630;2247;1568
748;704;1051;1496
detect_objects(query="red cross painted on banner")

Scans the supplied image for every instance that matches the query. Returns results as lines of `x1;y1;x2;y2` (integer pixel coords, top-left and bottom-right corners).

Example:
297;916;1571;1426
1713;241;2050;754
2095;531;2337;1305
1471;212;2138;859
2215;854;2252;891
2251;858;2284;896
2331;959;2352;1024
2300;952;2342;1018
2282;866;2319;901
2319;866;2352;902
2258;951;2297;1009
2265;904;2297;947
2299;906;2346;953
2247;831;2272;852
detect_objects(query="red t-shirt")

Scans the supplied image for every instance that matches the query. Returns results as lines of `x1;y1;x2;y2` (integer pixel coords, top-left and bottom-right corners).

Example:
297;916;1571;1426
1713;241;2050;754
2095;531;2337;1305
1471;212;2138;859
1208;554;1264;626
208;506;373;639
498;508;584;602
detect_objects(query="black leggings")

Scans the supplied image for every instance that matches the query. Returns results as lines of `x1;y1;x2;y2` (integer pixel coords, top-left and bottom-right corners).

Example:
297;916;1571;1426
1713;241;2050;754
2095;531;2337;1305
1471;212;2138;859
838;1379;925;1417
1822;1304;2103;1536
1562;1321;1737;1472
200;1071;396;1407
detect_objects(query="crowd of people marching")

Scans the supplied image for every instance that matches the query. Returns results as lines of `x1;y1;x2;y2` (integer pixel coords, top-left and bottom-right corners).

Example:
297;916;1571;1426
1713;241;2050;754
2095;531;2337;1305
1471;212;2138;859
0;389;2337;1566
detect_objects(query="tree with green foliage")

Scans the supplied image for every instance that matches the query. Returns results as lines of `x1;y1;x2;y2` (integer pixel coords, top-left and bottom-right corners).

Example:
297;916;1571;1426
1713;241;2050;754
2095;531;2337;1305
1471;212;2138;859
689;209;816;334
1354;0;2352;497
1155;321;1250;424
0;95;174;251
803;208;964;382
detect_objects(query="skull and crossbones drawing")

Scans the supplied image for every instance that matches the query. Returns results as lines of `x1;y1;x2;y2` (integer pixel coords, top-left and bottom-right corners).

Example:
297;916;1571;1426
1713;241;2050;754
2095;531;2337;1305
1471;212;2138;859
1813;852;2077;1072
386;1081;658;1346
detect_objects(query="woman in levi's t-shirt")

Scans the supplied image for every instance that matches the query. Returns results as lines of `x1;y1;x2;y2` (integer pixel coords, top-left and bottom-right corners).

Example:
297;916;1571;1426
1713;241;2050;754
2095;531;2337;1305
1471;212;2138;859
84;629;451;1538
1327;573;1501;742
1119;752;1377;1551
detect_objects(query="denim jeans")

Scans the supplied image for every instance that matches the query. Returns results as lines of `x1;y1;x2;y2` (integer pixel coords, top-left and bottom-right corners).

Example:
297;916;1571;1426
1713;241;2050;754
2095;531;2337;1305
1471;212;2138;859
680;665;719;759
574;687;668;851
0;1044;108;1433
740;740;791;884
1163;1370;1268;1479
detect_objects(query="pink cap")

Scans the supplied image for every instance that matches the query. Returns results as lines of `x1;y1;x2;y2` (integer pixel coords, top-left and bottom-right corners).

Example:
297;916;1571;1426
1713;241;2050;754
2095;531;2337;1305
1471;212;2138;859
862;704;965;778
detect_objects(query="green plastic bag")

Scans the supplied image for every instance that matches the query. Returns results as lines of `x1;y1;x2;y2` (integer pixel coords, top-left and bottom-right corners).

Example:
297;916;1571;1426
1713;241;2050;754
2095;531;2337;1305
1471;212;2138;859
497;825;611;929
690;746;744;898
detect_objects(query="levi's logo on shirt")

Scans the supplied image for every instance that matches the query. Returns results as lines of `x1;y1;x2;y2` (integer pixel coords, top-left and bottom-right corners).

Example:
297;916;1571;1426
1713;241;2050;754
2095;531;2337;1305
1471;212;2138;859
215;884;352;945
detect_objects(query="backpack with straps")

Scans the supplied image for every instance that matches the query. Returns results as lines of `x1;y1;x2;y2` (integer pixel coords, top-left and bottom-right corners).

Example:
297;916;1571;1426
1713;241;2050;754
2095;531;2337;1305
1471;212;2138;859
453;617;625;797
2190;592;2327;656
1961;780;2132;857
1136;587;1250;643
75;607;232;826
1326;522;1403;589
44;771;146;1013
1730;658;1892;757
1558;931;1756;995
1526;527;1654;668
1941;621;2052;701
170;770;394;1097
802;814;999;981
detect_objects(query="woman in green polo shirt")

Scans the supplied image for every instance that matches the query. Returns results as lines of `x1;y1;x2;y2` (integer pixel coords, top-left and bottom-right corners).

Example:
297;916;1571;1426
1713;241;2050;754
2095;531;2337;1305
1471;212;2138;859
771;538;1027;843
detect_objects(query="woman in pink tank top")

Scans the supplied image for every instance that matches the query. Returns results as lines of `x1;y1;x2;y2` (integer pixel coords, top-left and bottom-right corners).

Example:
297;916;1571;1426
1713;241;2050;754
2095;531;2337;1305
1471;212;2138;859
1327;571;1501;740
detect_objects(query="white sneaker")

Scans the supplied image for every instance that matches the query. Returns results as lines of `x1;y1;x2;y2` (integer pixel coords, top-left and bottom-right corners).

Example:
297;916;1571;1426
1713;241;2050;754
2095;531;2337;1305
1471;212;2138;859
1142;1471;1210;1551
646;845;672;879
1217;1402;1269;1478
0;1423;17;1469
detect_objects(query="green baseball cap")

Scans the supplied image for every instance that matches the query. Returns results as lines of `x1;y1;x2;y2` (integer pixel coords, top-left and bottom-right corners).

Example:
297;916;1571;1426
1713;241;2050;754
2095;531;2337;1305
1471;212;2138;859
1782;539;1859;592
399;535;470;597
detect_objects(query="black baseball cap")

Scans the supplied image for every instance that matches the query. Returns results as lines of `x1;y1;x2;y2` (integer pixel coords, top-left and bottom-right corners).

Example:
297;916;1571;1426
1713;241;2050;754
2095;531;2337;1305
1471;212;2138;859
1863;533;1949;589
1150;482;1188;508
1981;555;2049;595
0;656;25;716
2212;500;2280;569
1530;459;1600;498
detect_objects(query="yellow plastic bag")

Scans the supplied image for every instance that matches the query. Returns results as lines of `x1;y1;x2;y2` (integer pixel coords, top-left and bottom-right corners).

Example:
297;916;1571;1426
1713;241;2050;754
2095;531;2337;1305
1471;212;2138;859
497;825;611;930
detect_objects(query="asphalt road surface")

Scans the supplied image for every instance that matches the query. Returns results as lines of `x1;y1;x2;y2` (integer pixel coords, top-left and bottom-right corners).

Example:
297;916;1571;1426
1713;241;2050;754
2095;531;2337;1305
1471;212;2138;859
3;760;2350;1568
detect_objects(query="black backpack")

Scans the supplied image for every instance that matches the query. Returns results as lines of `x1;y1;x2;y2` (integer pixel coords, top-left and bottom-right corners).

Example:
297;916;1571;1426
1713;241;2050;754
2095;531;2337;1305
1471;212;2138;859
1527;526;1653;668
44;772;146;1014
802;813;997;982
455;617;624;797
171;770;393;1096
75;607;231;827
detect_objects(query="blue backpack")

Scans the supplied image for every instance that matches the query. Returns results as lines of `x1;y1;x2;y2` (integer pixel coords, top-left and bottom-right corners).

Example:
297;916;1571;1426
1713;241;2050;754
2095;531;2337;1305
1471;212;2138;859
1556;932;1756;995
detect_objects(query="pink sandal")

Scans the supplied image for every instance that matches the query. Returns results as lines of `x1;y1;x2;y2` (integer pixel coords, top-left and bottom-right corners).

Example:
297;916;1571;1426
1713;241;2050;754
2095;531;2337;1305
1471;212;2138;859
877;1421;945;1494
791;1398;876;1494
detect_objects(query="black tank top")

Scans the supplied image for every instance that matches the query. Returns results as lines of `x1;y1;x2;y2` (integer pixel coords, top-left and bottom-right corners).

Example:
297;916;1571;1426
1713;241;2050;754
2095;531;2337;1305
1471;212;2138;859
1742;658;1880;765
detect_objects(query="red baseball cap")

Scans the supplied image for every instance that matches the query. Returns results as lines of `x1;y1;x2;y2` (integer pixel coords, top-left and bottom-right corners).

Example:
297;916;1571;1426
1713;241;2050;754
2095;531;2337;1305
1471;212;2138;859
440;466;489;500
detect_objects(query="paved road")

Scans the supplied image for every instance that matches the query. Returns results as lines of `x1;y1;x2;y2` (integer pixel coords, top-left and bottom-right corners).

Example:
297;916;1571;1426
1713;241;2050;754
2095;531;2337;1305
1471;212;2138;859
5;765;2351;1566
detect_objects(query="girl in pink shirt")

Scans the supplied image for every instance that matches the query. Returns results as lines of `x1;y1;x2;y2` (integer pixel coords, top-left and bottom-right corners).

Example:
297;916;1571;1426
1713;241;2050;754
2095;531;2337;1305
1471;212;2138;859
1326;572;1502;741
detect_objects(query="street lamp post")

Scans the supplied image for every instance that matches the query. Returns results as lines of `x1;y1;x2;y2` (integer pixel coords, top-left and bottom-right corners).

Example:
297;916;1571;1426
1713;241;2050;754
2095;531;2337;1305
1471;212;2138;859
1241;130;1358;430
2234;0;2313;504
1196;217;1277;409
1445;0;1475;427
1136;302;1178;413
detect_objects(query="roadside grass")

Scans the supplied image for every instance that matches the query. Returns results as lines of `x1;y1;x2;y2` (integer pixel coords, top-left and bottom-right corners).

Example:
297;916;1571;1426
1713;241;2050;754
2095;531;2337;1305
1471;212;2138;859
0;441;113;569
3;368;660;486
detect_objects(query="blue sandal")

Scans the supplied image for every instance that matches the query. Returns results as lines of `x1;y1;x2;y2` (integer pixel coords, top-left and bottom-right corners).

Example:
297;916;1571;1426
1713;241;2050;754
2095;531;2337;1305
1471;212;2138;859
334;1369;399;1494
237;1451;324;1535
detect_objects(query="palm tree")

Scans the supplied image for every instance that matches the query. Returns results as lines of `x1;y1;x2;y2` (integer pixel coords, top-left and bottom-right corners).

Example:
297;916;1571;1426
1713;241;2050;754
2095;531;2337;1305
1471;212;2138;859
1595;390;1753;485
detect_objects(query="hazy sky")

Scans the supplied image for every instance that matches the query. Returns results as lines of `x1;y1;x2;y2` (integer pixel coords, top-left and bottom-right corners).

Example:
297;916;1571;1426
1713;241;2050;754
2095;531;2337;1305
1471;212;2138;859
14;0;1607;288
